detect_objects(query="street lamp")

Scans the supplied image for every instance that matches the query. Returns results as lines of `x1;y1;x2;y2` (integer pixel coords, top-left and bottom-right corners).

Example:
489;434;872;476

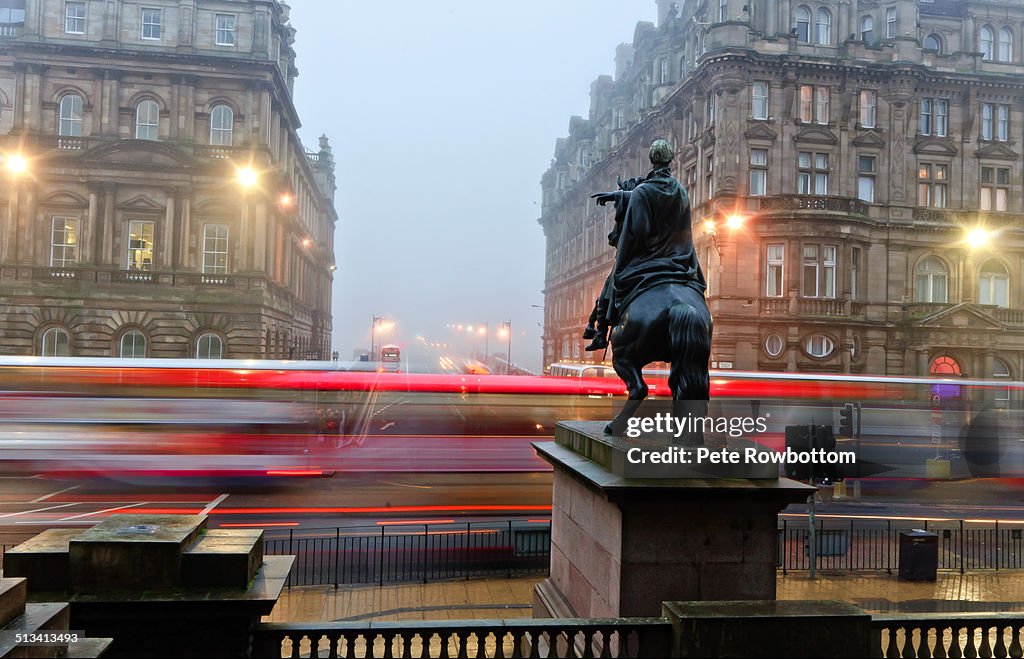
965;226;993;251
236;166;259;189
498;320;512;374
2;153;28;177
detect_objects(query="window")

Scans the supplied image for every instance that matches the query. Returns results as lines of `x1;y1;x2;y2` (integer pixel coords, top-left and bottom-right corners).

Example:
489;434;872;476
997;104;1009;141
799;85;829;124
202;224;229;274
706;93;716;126
978;261;1009;307
749;149;767;196
719;0;728;22
915;256;948;303
751;81;769;120
658;58;669;84
993;358;1010;407
141;7;160;40
859;90;876;128
41;327;70;357
979;103;1008;141
860;15;873;43
797;151;829;195
980;26;994;61
120;331;147;358
765;334;784;357
135;100;159;140
815;86;829;124
50;217;79;267
998;27;1013;62
851;247;861;301
794;5;811;43
980;166;1009;212
64;1;85;34
215;13;236;46
705;154;714;199
886;8;896;39
930;356;961;375
127;220;154;271
58;94;83;136
806;335;834;358
802;244;836;298
0;1;27;26
923;34;942;53
196;333;223;359
916;163;948;208
815;8;831;45
919;98;947;136
209;105;233;146
857;155;875;203
679;56;687;79
766;244;785;297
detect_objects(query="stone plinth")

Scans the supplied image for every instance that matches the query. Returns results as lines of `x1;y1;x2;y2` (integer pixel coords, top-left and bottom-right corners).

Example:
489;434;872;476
181;529;264;589
664;600;872;658
68;515;207;591
533;423;813;619
2;530;78;592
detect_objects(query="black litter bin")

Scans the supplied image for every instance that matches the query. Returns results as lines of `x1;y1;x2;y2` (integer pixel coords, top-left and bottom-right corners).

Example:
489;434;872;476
899;530;938;581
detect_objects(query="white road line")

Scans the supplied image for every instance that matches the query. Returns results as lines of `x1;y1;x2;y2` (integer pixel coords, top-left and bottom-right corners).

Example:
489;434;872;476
201;493;229;515
0;502;79;519
31;484;81;503
59;502;147;521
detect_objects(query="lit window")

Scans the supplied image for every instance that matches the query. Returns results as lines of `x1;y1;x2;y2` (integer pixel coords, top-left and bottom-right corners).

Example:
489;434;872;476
127;220;154;271
141;7;160;40
978;260;1009;307
859;90;876;128
209;105;233;146
930;356;960;375
135;100;159;140
980;166;1009;212
203;224;229;274
915;256;948;303
917;162;948;208
50;216;79;267
65;1;85;34
58;94;83;136
215;13;236;46
765;334;784;357
806;335;834;358
120;331;147;358
196;333;223;359
41;327;71;357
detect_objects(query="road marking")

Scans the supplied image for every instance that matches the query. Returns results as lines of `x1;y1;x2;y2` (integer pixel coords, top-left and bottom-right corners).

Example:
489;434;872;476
377;479;432;490
0;502;79;519
201;493;230;515
380;422;395;431
31;484;81;503
59;502;147;521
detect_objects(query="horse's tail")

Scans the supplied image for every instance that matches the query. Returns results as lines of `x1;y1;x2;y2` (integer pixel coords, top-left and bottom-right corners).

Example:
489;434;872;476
668;302;712;400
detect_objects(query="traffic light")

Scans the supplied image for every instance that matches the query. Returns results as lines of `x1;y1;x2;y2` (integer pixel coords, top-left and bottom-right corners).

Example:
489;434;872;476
839;403;854;438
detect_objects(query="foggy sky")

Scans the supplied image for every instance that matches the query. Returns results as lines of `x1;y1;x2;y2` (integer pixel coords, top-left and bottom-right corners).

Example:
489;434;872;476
288;1;656;371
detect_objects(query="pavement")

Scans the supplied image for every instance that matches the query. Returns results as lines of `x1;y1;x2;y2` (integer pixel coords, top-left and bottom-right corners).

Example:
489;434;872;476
263;570;1024;623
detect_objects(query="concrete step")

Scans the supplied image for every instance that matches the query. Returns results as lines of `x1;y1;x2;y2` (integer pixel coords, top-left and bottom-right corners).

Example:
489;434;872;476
182;529;264;588
0;579;26;629
0;602;70;659
64;637;113;659
3;530;79;593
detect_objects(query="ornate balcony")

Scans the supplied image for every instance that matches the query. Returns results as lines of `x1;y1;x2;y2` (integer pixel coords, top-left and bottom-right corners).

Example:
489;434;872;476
757;195;869;217
913;207;1024;225
758;297;858;318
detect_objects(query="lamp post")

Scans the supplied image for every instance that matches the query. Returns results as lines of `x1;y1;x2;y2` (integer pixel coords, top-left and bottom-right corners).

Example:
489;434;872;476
371;315;381;358
499;320;512;374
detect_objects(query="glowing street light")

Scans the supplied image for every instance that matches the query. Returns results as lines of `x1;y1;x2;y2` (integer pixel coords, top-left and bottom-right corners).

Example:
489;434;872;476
302;238;313;248
236;166;259;188
965;226;993;251
702;219;716;234
279;194;293;207
3;153;28;177
725;214;746;231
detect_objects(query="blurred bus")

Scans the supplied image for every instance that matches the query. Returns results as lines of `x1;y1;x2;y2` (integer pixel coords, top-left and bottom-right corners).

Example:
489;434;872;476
379;345;401;372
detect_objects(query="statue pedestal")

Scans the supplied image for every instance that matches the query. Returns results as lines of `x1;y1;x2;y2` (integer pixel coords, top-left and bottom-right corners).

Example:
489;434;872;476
532;422;813;618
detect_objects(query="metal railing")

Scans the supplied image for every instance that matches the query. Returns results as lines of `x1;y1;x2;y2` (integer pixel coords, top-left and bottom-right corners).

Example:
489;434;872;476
778;518;1024;573
252;618;673;658
263;521;552;587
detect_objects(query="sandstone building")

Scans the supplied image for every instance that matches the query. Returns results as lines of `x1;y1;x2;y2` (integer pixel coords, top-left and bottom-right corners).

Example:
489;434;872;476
540;0;1024;395
0;0;336;359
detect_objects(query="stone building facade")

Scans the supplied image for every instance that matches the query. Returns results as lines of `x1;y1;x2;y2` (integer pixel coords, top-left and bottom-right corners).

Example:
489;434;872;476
540;0;1024;390
0;0;336;359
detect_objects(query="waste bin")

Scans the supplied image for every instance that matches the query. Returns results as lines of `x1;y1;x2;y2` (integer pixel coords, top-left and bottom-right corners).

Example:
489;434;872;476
898;530;938;581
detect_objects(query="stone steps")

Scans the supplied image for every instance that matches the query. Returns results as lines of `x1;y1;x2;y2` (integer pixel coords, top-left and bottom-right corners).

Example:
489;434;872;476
0;601;70;658
0;579;27;628
64;637;113;658
181;529;264;589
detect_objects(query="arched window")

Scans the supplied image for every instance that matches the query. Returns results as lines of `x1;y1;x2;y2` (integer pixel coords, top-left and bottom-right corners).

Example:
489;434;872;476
993;357;1011;406
765;334;784;357
58;94;83;136
209;104;233;146
120;330;146;358
794;5;811;43
658;57;669;84
930;356;961;376
196;332;223;359
998;27;1013;62
980;25;995;61
815;8;831;45
914;256;948;303
923;34;942;54
805;335;834;358
135;99;159;140
860;15;873;43
679;55;687;79
40;327;70;357
978;261;1009;307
